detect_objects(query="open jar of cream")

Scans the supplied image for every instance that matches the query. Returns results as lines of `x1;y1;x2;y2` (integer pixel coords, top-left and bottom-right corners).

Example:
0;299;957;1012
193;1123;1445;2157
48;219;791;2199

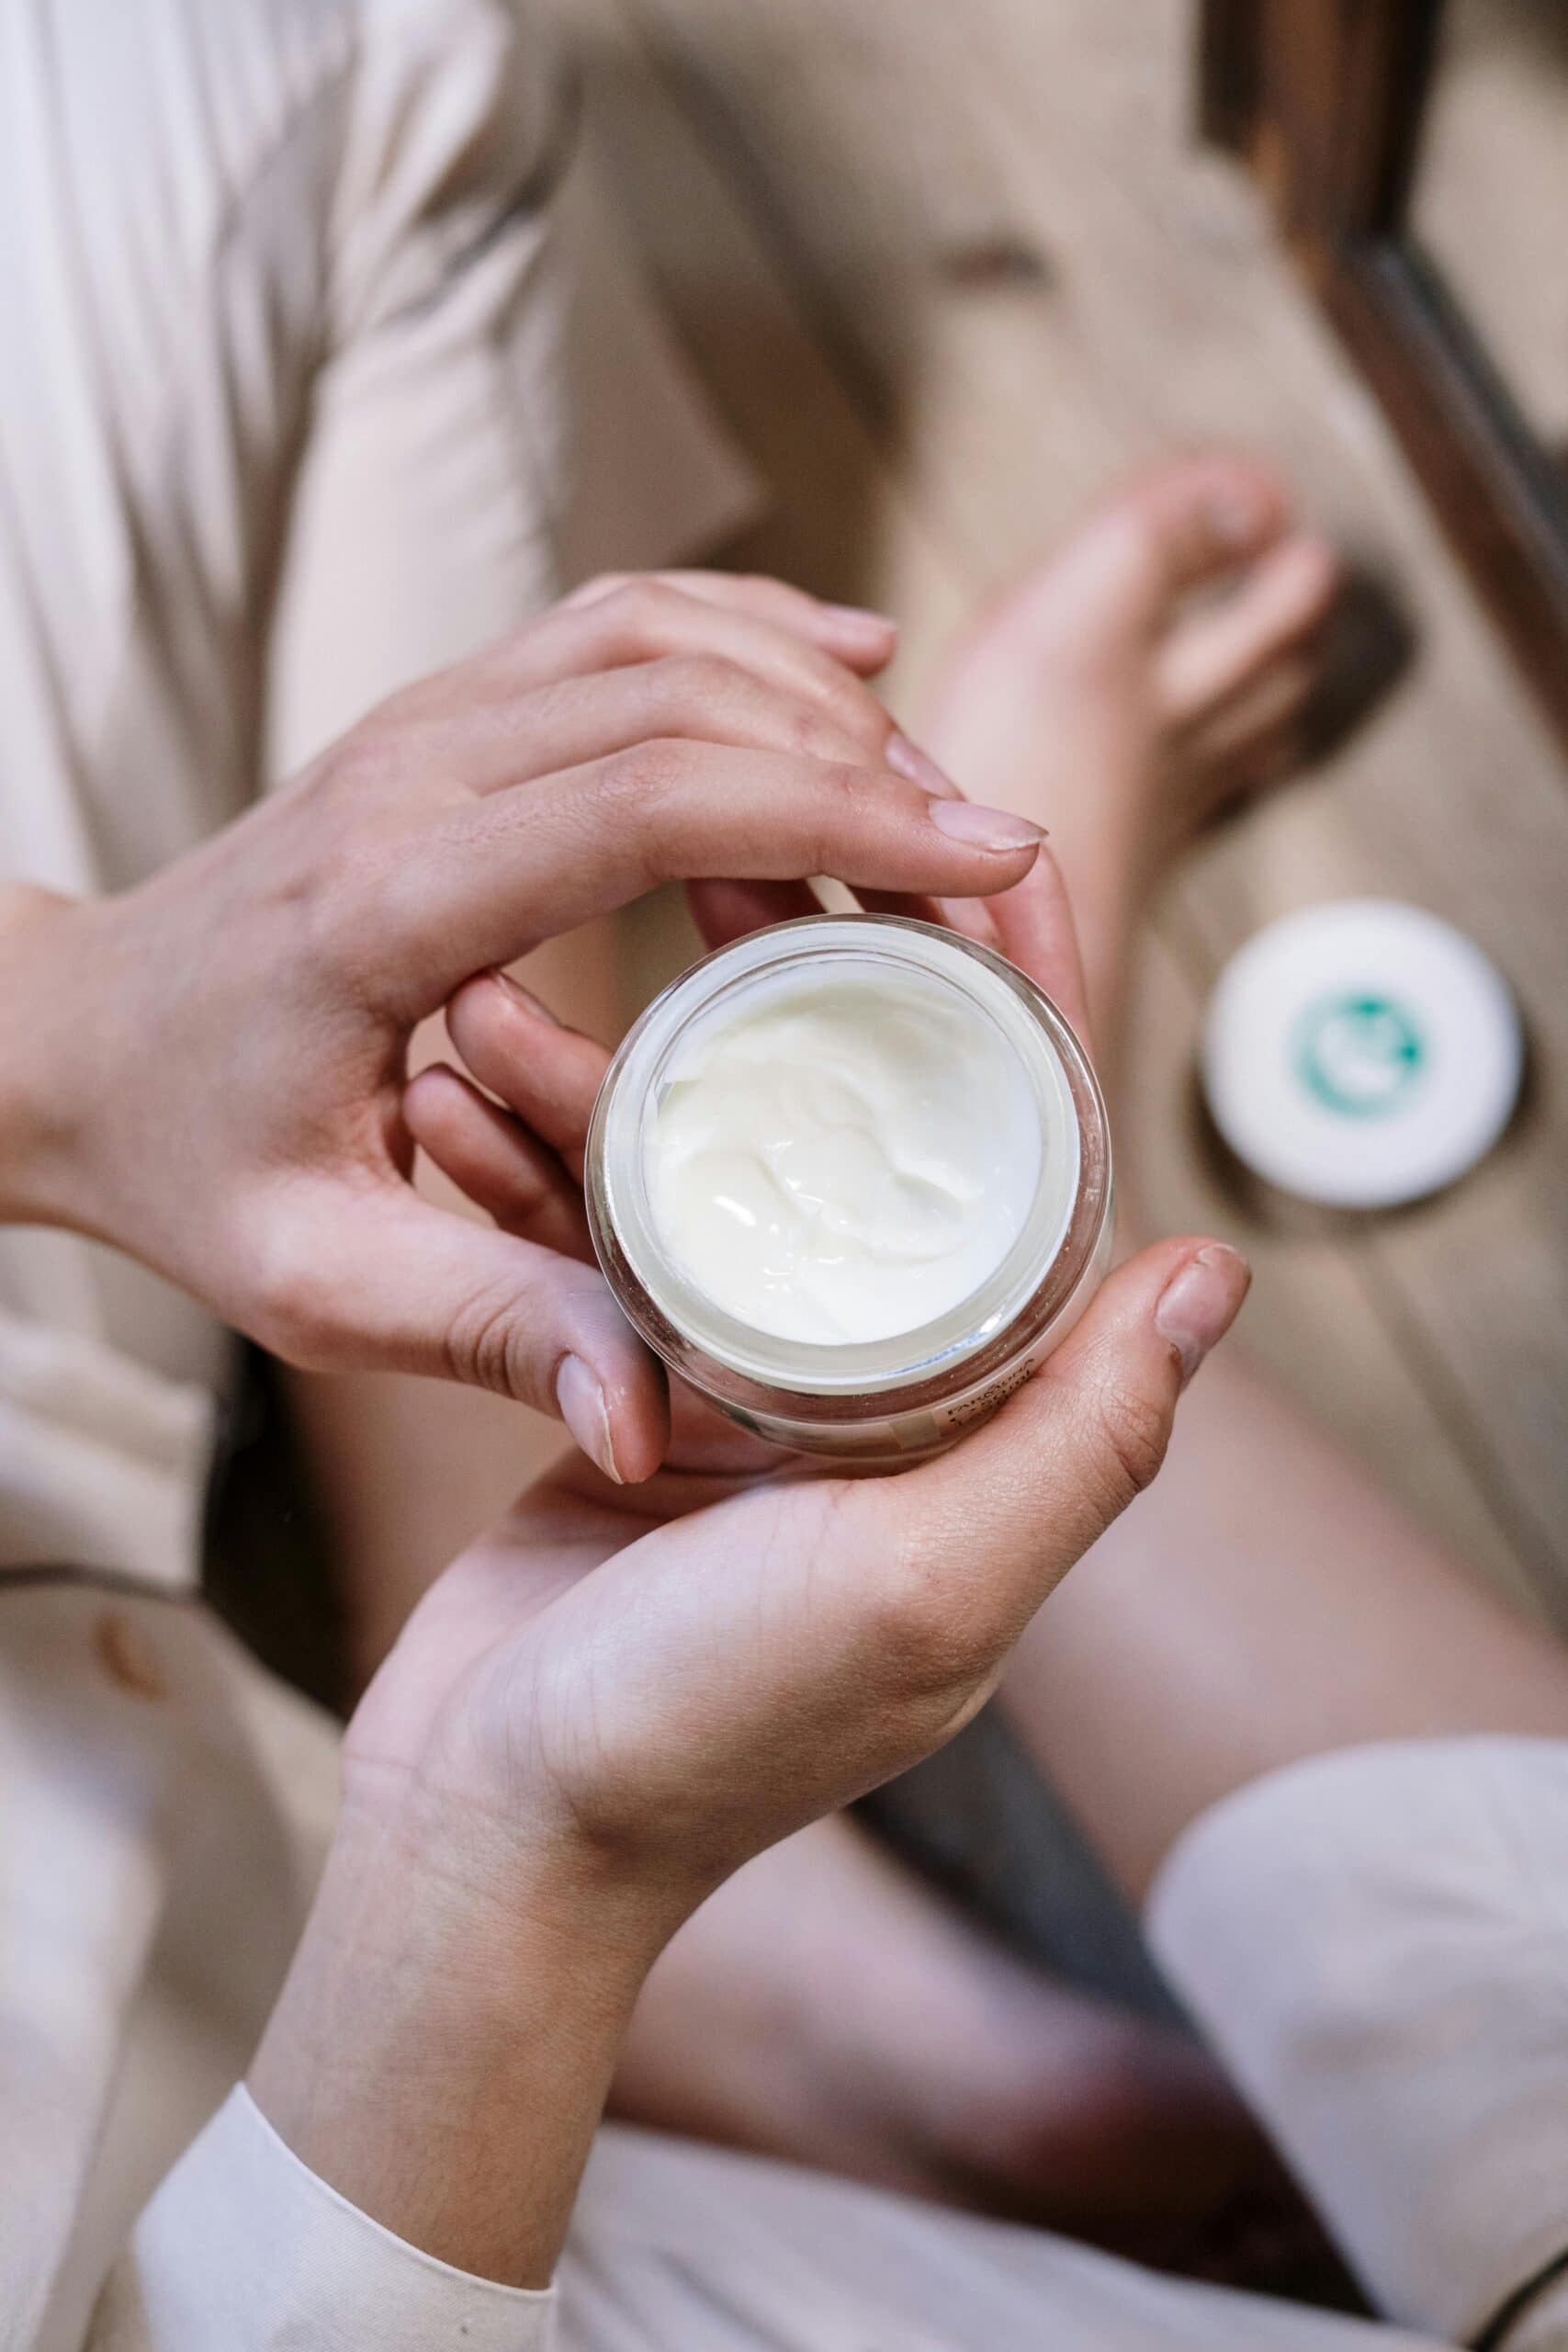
585;913;1112;1461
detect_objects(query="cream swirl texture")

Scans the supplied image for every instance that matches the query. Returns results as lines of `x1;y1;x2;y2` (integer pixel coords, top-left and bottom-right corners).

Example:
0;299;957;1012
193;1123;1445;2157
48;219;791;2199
644;968;1045;1344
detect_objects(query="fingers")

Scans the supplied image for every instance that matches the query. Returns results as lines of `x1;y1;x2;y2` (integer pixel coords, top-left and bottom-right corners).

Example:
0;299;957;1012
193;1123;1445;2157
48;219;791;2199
445;974;609;1174
847;1237;1252;1665
259;1185;670;1482
403;1064;592;1260
858;846;1093;1050
412;655;898;800
462;579;905;761
432;861;1090;1221
981;843;1094;1047
385;742;1043;1011
562;570;898;676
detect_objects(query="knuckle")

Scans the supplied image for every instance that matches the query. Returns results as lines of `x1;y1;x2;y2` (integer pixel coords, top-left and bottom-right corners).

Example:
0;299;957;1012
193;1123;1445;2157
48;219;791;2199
822;755;878;808
285;824;393;998
601;736;690;817
815;669;882;738
264;784;438;1019
804;757;882;863
1091;1381;1172;1509
250;786;355;958
601;575;677;652
782;696;852;762
313;718;402;804
658;655;850;763
442;1276;539;1404
660;650;750;715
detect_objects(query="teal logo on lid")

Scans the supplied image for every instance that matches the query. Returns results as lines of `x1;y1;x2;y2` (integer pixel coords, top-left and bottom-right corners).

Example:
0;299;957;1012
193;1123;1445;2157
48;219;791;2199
1294;991;1427;1118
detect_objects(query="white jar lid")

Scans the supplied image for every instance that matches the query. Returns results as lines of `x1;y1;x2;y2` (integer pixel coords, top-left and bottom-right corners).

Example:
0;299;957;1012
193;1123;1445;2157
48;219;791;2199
1201;899;1522;1207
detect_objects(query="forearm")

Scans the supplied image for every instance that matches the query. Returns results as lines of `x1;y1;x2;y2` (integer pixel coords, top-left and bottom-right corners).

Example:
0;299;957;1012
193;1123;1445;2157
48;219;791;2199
248;1792;674;2289
0;882;105;1230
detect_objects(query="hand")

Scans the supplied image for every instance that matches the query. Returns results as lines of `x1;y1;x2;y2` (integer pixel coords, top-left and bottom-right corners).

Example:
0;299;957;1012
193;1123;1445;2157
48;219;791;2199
246;862;1247;2290
350;856;1245;1875
397;761;1098;1477
0;572;1042;1476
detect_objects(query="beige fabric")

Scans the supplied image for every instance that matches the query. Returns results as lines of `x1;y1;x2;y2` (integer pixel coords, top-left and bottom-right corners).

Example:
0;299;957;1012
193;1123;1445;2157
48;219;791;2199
6;0;1567;2342
0;1567;555;2348
12;1530;1568;2348
566;2125;1428;2352
0;0;756;1585
97;2090;556;2349
1147;1738;1568;2352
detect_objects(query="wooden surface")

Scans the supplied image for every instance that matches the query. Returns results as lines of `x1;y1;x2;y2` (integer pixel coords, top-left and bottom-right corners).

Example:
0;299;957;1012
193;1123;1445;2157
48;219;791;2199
572;0;1568;1619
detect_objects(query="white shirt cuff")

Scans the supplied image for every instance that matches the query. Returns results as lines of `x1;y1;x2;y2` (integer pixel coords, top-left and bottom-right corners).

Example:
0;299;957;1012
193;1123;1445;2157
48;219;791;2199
118;2086;555;2348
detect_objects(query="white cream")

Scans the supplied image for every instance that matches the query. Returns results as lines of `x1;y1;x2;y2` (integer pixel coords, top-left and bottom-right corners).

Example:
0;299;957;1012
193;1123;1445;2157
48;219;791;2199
644;967;1048;1345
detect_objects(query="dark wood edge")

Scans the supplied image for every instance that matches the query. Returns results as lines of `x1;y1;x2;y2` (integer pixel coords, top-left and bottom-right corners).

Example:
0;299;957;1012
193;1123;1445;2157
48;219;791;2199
1323;0;1444;236
1326;244;1568;634
1196;0;1260;152
1197;0;1568;764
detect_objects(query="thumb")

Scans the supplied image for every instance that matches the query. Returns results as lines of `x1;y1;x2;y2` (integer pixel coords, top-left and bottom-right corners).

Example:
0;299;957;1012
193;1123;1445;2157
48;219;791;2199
874;1237;1250;1655
262;1189;671;1482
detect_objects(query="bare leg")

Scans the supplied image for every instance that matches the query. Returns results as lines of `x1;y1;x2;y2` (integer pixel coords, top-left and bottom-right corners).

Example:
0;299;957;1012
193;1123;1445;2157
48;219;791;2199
916;449;1568;1895
304;451;1337;1683
292;453;1362;2264
609;456;1350;2269
1010;1356;1568;1902
612;1808;1303;2269
922;448;1337;1074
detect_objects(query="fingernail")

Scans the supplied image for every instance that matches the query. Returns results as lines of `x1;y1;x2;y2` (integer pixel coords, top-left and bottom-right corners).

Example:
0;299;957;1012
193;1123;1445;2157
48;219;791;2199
1155;1244;1251;1385
930;798;1044;853
491;969;559;1023
886;731;962;798
822;602;897;638
556;1354;623;1482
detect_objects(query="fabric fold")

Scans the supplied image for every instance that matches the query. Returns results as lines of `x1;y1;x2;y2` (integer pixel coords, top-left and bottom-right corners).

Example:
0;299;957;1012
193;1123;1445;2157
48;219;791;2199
1146;1737;1568;2346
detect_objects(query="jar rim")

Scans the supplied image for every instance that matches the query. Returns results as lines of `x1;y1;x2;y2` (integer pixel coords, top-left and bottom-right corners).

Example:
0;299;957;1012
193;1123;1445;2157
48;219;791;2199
587;914;1112;1407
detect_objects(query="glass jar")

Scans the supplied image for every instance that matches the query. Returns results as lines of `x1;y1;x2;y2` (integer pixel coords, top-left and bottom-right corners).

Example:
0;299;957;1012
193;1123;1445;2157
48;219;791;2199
586;913;1113;1461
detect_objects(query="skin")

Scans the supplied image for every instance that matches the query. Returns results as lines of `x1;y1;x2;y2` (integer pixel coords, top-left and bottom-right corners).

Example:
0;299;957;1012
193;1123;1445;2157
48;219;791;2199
254;458;1568;2295
602;456;1348;2268
909;456;1568;1904
250;1248;1248;2289
248;849;1252;2286
274;464;1348;2270
295;461;1340;1679
0;539;1247;2287
0;572;1042;1480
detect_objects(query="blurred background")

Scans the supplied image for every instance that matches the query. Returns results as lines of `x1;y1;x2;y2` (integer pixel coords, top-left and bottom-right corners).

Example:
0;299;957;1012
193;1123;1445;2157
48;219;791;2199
571;0;1568;1629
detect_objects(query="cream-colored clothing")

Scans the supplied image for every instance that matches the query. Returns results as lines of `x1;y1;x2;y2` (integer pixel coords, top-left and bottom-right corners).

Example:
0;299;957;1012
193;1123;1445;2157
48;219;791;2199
0;0;755;1564
6;0;1568;2344
7;1510;1568;2349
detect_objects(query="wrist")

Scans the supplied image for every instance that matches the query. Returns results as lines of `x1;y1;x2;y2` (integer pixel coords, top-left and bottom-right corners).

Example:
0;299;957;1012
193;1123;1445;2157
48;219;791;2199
250;1788;673;2287
0;883;111;1228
